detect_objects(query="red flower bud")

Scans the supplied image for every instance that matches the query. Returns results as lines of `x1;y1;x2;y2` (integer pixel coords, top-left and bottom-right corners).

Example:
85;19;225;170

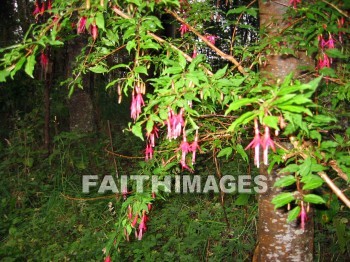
90;22;98;40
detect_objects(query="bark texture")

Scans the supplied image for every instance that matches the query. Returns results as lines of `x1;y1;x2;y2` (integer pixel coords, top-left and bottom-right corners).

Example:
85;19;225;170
66;38;96;133
255;1;314;261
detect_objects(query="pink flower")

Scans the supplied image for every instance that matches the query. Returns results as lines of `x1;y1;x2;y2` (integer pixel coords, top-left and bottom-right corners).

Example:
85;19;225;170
190;130;199;164
177;129;193;171
104;256;111;262
262;125;276;165
48;0;52;12
145;143;153;161
40;51;49;72
179;23;189;37
326;33;335;49
77;16;87;34
90;22;98;40
122;187;129;200
40;1;45;15
318;35;327;49
130;87;144;121
146;126;159;147
318;53;331;69
166;108;184;140
245;119;263;168
33;1;41;16
289;0;301;8
131;214;139;228
206;35;217;45
138;212;147;240
299;202;307;230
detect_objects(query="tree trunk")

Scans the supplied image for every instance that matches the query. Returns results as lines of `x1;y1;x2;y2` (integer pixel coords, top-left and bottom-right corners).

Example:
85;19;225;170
254;1;314;261
66;38;96;133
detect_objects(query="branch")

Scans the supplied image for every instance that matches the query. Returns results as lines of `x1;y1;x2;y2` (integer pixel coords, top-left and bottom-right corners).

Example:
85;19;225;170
321;0;349;18
165;9;248;76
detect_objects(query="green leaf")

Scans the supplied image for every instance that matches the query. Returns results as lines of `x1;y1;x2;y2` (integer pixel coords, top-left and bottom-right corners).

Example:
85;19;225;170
24;54;36;78
299;157;312;177
235;144;248;162
95;12;105;31
321;141;339;149
271;192;295;209
225;98;257;114
278;105;312;116
287;206;301;222
178;51;187;70
132;124;144;141
303;194;325;204
217;147;233;159
0;69;11;82
301;174;324;190
89;64;108;73
325;48;348;59
234;194;250;206
279;164;299;173
163;66;183;75
214;65;228;79
126;40;136;53
134;66;148;75
146;119;154;135
274;175;296;188
227;111;256;132
263;115;279;130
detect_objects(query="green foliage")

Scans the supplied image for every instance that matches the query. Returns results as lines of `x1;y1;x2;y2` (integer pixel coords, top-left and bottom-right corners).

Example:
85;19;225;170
0;0;350;260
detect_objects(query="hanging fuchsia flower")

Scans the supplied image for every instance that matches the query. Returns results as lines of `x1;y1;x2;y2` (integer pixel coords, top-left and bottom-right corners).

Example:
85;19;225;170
48;0;52;12
326;33;335;49
289;0;301;9
299;202;307;230
130;86;144;121
146;126;159;147
167;108;184;140
145;143;153;161
131;214;139;228
262;125;276;165
40;1;45;15
138;212;147;240
33;1;41;16
104;256;111;262
318;53;331;69
179;23;190;37
190;129;200;165
245;118;263;168
77;16;87;34
206;35;218;45
180;137;191;167
40;51;49;72
90;22;98;40
318;35;327;49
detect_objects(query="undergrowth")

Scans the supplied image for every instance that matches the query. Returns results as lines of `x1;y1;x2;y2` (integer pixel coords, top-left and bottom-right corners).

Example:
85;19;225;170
0;111;349;261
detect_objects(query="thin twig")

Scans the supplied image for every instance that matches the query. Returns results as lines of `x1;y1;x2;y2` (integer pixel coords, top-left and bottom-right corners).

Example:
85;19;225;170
165;9;247;76
321;0;349;17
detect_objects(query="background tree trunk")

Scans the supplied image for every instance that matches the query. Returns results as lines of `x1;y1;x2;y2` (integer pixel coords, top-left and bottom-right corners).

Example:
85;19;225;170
254;1;314;261
66;38;96;133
